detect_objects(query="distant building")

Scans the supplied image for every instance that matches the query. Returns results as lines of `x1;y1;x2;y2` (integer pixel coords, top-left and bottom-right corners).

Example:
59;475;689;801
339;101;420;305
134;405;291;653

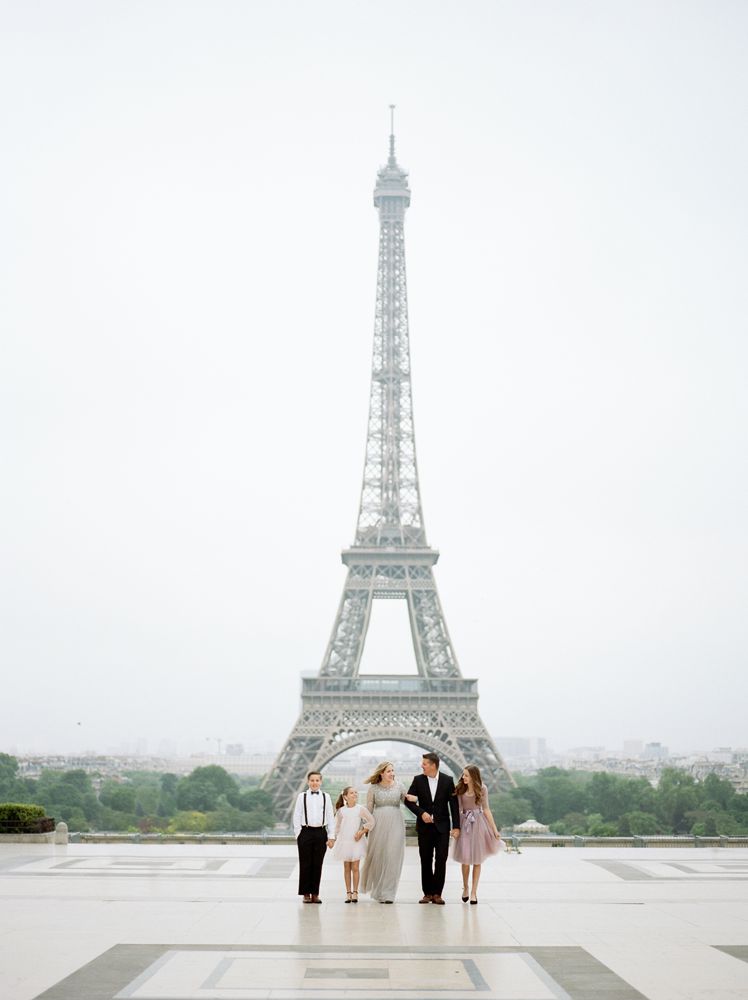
493;738;550;774
567;746;605;762
513;818;550;834
495;738;532;758
175;753;276;776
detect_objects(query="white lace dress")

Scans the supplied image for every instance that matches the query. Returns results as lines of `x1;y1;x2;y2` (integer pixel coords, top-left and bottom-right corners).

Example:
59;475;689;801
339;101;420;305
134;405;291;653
331;804;375;862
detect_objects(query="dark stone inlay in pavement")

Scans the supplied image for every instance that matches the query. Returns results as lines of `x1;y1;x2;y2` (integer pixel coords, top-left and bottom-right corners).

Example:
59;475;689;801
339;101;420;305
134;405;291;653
715;945;748;965
530;947;648;1000
53;857;228;871
586;859;748;883
33;945;164;1000
29;943;650;1000
584;860;654;881
255;857;296;878
305;967;389;978
111;860;178;867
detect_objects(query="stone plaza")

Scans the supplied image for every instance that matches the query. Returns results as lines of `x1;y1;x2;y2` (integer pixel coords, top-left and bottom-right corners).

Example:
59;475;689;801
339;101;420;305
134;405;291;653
2;841;748;999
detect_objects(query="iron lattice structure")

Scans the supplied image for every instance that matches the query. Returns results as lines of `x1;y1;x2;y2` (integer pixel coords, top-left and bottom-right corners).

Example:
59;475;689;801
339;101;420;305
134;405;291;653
264;121;514;820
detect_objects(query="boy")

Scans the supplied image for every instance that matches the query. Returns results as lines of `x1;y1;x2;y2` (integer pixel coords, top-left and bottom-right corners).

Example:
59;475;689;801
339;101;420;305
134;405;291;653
292;770;335;902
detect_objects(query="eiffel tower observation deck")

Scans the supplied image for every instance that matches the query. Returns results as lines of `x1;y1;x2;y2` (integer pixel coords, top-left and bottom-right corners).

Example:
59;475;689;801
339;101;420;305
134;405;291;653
264;112;514;821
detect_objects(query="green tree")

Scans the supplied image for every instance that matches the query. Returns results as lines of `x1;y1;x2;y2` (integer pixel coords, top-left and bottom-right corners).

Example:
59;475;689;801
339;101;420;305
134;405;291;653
585;813;618;837
0;754;18;793
99;806;137;831
167;810;208;833
176;767;239;811
553;812;589;835
161;773;179;795
656;769;698;833
205;804;272;833
488;792;534;828
99;782;137;813
698;773;735;811
689;809;741;837
33;770;101;828
238;788;274;814
588;773;654;821
618;811;661;836
520;769;589;824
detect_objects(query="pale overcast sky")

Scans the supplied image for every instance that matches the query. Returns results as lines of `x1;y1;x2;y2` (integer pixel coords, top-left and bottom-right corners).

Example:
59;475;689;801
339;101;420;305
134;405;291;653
2;1;746;759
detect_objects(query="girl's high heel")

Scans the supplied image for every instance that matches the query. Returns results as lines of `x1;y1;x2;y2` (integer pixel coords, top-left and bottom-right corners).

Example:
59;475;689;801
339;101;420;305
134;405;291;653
345;891;353;903
461;886;469;903
351;891;358;903
470;895;478;905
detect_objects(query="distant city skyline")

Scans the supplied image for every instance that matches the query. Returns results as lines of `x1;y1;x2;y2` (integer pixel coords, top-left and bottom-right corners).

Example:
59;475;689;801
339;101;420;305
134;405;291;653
5;734;745;761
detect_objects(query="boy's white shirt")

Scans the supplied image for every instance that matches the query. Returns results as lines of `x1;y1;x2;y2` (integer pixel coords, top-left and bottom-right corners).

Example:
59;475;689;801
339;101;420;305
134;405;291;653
292;790;335;839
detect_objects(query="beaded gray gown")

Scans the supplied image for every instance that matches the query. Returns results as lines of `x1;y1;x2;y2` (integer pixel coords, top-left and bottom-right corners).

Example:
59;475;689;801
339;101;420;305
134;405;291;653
360;782;406;902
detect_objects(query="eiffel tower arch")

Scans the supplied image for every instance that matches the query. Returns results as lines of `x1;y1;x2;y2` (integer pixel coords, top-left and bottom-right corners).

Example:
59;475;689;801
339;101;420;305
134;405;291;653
264;112;515;821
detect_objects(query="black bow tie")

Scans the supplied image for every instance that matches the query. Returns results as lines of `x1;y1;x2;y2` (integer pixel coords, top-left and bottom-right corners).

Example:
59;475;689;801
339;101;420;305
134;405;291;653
310;791;320;795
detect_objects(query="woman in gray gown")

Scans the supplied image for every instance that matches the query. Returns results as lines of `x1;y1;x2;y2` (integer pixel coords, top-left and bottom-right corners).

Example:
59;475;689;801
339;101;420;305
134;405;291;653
360;761;414;903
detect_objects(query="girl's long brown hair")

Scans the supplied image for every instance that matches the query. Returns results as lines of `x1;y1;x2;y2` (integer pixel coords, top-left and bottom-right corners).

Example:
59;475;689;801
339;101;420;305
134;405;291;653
454;764;484;806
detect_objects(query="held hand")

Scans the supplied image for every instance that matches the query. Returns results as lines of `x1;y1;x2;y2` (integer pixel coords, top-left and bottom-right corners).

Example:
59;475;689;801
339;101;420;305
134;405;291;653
405;794;418;803
421;812;434;823
451;828;460;840
326;839;335;849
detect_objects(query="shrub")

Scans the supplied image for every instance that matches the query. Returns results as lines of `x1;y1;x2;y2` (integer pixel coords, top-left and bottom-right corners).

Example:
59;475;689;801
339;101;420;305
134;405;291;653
0;802;53;833
166;811;209;833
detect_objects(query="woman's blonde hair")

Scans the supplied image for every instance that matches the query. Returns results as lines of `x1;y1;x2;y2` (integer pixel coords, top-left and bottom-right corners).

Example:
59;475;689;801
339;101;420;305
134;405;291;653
454;764;484;806
335;786;356;810
364;761;394;785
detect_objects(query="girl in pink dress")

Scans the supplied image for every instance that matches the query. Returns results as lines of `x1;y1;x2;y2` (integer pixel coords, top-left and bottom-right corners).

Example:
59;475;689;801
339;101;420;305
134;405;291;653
451;764;501;904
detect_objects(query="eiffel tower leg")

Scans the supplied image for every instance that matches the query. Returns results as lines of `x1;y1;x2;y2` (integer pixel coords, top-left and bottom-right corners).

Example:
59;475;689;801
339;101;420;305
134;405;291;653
261;714;325;823
319;572;374;677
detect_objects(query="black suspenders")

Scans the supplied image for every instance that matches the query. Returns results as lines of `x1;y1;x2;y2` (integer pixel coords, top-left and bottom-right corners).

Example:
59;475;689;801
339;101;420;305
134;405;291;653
303;792;326;829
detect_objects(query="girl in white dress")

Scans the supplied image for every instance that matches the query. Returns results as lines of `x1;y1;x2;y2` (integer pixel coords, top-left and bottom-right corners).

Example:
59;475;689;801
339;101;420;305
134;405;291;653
332;787;375;902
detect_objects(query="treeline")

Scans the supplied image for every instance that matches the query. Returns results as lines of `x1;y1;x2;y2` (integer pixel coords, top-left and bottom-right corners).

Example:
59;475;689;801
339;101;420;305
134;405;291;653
488;767;748;837
0;755;276;833
3;755;747;837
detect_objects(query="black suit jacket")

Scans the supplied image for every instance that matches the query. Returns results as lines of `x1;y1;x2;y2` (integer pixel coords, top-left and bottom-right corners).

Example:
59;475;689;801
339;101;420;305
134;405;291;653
405;773;460;834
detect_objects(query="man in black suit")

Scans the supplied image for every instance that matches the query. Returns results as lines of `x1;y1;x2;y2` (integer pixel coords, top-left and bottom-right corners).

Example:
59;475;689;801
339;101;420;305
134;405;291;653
405;752;460;904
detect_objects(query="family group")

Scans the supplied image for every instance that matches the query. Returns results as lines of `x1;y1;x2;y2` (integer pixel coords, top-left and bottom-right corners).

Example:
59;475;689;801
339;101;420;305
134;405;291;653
293;752;502;905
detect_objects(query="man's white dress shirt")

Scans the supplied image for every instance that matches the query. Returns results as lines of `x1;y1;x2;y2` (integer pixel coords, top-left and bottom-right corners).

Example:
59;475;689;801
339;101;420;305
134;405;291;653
427;771;439;802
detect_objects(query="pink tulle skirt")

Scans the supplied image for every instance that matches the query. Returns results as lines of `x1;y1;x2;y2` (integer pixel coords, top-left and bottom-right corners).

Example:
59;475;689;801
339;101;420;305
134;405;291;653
451;808;501;865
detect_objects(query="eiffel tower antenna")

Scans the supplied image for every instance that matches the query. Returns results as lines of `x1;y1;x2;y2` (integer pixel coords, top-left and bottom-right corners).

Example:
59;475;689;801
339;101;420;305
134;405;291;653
264;116;515;820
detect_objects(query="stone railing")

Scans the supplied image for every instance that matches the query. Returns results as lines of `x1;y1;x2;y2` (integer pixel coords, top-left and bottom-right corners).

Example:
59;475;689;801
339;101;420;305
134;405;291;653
71;831;748;848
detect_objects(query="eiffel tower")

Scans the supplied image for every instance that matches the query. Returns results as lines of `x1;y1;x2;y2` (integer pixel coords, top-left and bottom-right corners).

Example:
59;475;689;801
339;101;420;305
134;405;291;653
264;112;515;821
